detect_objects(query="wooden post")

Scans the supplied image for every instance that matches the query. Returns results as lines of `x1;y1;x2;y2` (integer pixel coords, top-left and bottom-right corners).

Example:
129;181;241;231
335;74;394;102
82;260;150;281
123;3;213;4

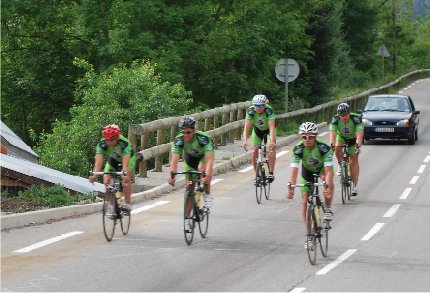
168;125;178;165
139;133;149;177
229;110;236;143
213;115;219;148
154;129;165;171
204;118;211;132
236;109;244;140
221;109;228;145
127;126;138;182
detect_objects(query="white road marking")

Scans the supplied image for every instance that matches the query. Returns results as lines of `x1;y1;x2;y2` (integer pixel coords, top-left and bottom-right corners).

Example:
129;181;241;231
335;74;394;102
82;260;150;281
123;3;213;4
238;165;254;173
315;249;358;275
409;176;419;185
276;150;289;157
361;223;385;241
398;90;404;93
399;187;412;200
319;132;329;137
13;231;84;253
131;200;169;215
383;204;401;218
211;178;224;185
417;165;426;174
424;155;430;163
290;288;306;293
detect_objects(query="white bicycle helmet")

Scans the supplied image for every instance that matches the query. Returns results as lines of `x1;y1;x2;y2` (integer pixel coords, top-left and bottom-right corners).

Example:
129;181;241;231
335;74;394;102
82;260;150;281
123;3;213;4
252;94;268;105
299;122;318;134
337;103;350;115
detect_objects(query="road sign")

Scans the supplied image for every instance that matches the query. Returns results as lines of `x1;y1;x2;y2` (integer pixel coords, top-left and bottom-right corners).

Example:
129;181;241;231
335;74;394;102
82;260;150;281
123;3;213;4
376;44;390;57
275;58;300;82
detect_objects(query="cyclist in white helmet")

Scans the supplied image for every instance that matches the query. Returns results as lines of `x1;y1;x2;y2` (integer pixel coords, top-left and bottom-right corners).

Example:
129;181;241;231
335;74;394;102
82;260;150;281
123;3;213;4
329;102;363;196
242;94;277;183
287;122;334;248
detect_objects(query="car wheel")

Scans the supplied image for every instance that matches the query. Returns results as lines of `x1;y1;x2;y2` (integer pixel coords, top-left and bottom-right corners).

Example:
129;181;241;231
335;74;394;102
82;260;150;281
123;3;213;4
415;129;418;141
408;131;416;145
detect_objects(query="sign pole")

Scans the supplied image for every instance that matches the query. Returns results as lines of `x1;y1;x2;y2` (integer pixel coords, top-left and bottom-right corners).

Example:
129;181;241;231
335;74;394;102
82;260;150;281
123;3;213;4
284;59;289;113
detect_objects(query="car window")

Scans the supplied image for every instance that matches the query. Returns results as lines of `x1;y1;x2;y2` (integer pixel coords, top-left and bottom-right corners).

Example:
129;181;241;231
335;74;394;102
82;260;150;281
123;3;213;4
365;97;411;112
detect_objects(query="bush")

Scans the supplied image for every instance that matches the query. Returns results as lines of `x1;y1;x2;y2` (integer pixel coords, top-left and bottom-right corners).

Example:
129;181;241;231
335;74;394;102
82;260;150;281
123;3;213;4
14;184;94;208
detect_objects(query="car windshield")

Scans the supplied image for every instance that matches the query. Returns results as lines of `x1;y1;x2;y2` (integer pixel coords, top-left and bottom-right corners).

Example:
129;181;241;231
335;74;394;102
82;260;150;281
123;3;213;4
364;97;410;112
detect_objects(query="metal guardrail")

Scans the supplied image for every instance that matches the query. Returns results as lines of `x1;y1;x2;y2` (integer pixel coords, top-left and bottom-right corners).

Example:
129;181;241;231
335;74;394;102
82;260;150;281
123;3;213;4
129;69;430;177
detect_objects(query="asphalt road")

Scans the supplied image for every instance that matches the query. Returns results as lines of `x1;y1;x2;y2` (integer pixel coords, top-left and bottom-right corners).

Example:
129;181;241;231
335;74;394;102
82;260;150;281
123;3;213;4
1;79;430;292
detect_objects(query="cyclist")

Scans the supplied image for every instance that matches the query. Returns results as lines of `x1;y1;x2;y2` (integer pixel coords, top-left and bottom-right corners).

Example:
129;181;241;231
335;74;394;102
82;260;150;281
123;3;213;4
287;122;334;248
242;94;277;183
89;124;137;212
329;102;363;196
168;116;215;229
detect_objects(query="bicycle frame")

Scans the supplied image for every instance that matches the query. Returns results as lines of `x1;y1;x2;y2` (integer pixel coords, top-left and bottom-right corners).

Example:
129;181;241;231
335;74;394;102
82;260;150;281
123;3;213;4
254;137;271;204
288;174;330;265
333;143;354;204
171;170;210;245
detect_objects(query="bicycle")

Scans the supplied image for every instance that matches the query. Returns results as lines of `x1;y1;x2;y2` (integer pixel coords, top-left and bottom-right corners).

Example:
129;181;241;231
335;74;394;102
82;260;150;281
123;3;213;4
89;170;131;242
333;143;355;204
288;174;331;265
254;139;271;204
171;170;210;245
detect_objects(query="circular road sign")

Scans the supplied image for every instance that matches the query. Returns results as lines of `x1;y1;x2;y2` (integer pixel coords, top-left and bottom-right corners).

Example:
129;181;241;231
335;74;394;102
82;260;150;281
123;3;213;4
275;58;300;82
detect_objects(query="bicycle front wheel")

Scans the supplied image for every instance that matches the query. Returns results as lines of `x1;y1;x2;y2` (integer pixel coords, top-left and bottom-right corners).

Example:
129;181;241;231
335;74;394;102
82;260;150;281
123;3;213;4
198;207;210;238
306;206;317;265
340;163;347;204
316;205;328;257
184;191;196;245
102;193;116;242
120;209;131;235
264;163;270;200
255;163;264;204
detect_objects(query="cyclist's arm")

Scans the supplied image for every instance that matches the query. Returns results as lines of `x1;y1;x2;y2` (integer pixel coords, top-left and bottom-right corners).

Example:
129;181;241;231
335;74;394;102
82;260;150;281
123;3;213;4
89;154;104;183
204;151;214;179
243;119;252;145
289;166;299;185
268;119;276;145
355;129;364;148
329;130;338;147
170;153;180;174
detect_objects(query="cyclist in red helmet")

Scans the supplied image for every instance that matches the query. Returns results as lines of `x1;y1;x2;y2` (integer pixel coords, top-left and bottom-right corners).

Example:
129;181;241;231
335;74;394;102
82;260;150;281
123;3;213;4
89;124;137;212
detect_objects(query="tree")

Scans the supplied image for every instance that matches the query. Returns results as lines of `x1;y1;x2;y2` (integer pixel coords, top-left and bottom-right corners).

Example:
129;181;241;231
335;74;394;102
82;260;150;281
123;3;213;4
36;60;193;176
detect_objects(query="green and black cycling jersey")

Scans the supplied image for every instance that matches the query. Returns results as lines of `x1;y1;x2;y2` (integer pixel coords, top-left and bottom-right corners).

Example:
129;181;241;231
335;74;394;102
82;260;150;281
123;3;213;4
96;134;136;172
291;140;333;183
172;131;214;170
330;113;364;142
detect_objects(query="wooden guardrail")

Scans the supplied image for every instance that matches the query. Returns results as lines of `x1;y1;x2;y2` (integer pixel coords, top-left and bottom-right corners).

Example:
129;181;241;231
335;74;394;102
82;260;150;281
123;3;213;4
129;69;430;177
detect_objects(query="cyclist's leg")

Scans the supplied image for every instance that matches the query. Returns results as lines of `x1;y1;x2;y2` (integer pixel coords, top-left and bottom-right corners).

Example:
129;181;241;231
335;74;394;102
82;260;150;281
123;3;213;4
299;176;310;226
198;158;213;208
349;151;359;194
123;154;137;205
267;131;277;174
334;135;345;165
251;130;263;172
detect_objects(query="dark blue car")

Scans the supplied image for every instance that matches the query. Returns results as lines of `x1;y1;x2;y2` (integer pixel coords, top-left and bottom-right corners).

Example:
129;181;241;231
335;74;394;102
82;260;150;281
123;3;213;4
359;94;420;145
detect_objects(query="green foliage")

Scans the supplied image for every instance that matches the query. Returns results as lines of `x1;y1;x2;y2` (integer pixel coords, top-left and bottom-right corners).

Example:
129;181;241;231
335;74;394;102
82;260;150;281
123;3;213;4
15;184;94;208
36;60;193;176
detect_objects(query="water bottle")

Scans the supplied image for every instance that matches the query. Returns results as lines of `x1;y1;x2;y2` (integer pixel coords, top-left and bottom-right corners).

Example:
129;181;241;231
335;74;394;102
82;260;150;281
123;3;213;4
195;190;202;207
116;191;123;208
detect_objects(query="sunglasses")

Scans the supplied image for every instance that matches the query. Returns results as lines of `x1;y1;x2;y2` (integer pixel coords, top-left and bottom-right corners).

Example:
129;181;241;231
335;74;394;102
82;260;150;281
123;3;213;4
106;138;118;142
254;104;265;109
181;130;194;135
301;135;316;140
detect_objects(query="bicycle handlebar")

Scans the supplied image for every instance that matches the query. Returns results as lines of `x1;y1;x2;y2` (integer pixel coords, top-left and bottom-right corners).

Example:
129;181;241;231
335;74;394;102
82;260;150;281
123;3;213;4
89;171;127;176
287;181;327;190
171;170;206;177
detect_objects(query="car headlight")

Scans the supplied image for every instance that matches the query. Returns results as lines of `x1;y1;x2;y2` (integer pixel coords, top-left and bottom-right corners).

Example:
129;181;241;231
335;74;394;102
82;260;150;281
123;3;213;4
362;118;373;126
396;119;410;126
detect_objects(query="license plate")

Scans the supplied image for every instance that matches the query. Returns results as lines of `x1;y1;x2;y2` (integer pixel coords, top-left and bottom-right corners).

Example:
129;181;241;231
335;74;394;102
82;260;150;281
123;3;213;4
375;127;394;132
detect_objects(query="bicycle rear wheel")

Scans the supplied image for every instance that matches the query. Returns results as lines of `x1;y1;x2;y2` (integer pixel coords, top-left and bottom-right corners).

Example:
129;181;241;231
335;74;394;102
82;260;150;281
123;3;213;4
120;209;131;235
184;191;196;245
345;165;352;200
102;193;116;242
306;206;317;265
255;163;264;204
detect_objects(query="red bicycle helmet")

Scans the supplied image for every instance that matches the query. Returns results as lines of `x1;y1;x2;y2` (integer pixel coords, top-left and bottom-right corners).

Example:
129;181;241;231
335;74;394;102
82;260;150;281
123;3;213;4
102;124;121;139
